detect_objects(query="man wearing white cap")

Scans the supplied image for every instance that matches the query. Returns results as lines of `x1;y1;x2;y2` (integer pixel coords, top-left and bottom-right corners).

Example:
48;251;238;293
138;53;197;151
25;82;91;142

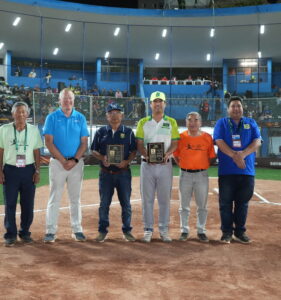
136;91;180;242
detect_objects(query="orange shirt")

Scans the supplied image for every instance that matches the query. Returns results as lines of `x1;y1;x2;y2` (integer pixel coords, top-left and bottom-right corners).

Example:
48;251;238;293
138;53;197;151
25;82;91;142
173;131;216;170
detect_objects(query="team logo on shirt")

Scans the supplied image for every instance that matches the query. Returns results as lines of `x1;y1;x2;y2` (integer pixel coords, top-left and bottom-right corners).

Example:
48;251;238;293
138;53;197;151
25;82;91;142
162;122;170;129
120;133;125;139
244;124;250;129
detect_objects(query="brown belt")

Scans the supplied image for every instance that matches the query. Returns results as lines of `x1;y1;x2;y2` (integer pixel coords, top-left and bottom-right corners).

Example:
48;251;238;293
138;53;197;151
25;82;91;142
101;168;129;175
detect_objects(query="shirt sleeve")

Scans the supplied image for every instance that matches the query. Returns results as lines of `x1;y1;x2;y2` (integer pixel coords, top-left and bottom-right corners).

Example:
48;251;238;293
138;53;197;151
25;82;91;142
129;129;137;153
34;126;44;149
136;118;145;140
213;118;225;142
91;129;101;152
251;119;262;140
42;114;53;136
170;118;180;140
80;115;89;137
207;134;216;159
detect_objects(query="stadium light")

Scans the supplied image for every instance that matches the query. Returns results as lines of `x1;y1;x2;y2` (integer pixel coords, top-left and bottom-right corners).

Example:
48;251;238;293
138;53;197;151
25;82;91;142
162;29;167;38
13;17;21;26
0;42;4;50
53;48;59;55
258;51;262;58
105;51;110;59
206;53;211;61
260;25;265;34
114;27;120;36
210;28;215;38
240;60;258;67
65;23;72;32
155;53;160;60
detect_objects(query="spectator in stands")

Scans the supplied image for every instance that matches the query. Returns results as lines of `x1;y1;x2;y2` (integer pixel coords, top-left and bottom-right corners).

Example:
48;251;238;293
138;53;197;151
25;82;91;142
215;98;222;119
151;76;158;81
122;90;128;97
92;88;99;97
45;70;52;84
74;83;81;95
161;76;168;81
115;89;123;98
108;89;114;97
199;100;209;121
100;88;107;96
14;66;22;77
28;69;36;78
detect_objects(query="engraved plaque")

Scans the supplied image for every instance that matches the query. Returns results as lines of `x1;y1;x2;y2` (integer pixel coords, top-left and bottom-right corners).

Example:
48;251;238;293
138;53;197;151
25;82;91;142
147;142;164;163
107;144;124;164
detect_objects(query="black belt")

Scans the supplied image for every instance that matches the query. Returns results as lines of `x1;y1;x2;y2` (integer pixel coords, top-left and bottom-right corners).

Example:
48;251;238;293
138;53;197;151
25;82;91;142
181;168;206;173
142;158;170;163
101;168;129;175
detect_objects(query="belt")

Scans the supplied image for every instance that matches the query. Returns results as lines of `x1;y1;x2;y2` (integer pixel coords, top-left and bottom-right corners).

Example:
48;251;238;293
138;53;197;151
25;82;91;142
181;168;206;173
142;158;170;163
101;168;129;175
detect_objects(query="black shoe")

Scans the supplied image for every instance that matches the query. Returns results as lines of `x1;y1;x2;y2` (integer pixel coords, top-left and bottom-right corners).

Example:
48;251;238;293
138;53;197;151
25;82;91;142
234;233;251;244
179;232;189;241
19;235;33;244
220;233;232;244
5;238;17;247
197;233;209;243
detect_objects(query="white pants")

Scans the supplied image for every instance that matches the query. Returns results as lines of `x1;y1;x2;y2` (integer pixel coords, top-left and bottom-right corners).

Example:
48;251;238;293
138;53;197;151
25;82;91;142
46;158;84;234
140;161;173;233
179;170;209;234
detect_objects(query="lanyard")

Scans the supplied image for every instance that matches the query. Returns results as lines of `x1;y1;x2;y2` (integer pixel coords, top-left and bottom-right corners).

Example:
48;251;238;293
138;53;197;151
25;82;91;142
14;124;27;152
228;118;243;135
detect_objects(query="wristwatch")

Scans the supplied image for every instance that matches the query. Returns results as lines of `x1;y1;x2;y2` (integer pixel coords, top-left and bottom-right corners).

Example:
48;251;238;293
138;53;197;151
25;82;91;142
35;169;40;174
70;157;79;163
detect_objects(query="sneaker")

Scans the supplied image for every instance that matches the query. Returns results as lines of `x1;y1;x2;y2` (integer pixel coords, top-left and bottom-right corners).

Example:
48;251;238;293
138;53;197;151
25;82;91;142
123;232;136;242
95;232;107;243
179;232;189;241
234;233;251;244
5;238;16;247
220;233;232;244
72;232;86;242
44;233;56;243
197;233;209;243
19;235;34;244
160;232;172;243
142;231;152;243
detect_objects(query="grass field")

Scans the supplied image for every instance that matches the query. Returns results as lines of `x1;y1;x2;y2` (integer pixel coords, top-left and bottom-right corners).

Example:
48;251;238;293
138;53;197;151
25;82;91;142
0;165;280;205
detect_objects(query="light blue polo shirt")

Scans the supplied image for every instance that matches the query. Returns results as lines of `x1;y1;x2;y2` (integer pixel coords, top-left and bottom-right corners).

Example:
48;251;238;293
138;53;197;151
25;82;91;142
43;108;89;157
213;117;261;176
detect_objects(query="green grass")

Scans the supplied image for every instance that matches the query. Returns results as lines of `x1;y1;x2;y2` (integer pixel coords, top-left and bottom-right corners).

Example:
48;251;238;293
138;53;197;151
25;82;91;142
0;165;280;205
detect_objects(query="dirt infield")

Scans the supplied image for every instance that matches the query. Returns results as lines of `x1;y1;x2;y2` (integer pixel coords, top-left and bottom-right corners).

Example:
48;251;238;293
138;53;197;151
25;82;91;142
0;177;281;300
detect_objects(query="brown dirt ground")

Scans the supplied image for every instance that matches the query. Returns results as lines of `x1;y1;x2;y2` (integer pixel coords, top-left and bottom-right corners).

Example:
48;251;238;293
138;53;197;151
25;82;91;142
0;177;281;300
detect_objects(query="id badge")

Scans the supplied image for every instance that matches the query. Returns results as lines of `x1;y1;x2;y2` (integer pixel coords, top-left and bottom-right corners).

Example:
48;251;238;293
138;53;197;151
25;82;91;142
16;154;26;168
232;135;241;148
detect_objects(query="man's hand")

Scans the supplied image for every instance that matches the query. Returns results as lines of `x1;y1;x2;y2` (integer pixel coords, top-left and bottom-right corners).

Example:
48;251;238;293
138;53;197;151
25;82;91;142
116;160;129;169
102;155;110;168
33;172;40;184
63;160;77;171
232;152;246;169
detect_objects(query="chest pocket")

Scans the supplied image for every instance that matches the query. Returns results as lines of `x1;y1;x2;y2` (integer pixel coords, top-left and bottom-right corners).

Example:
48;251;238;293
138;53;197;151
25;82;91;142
157;123;171;136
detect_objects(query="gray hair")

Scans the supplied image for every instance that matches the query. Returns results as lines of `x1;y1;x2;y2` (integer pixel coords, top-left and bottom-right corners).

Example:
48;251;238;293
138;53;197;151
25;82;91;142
11;101;30;115
186;111;202;121
59;88;75;101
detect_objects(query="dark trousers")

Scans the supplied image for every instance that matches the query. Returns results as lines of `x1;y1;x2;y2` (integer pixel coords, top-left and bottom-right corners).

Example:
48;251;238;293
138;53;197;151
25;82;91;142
3;164;36;239
98;169;132;234
218;175;255;236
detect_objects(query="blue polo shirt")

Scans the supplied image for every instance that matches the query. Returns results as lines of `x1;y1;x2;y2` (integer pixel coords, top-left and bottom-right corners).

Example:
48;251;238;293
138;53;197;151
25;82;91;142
213;117;261;176
43;108;89;157
91;124;137;171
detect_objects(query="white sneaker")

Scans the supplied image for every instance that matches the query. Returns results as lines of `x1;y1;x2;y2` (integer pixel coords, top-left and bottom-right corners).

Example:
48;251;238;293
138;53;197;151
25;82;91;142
142;231;152;243
160;232;172;243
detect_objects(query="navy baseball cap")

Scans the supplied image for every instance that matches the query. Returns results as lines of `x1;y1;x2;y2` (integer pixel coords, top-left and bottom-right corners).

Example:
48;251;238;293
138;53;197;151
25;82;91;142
106;103;123;113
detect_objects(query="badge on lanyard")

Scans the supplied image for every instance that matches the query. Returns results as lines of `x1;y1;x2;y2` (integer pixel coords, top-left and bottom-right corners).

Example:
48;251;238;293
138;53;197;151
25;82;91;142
232;135;241;148
16;154;26;167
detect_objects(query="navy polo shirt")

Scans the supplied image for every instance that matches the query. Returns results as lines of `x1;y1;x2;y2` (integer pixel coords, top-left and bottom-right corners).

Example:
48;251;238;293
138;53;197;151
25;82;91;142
91;124;137;171
43;108;89;157
213;117;261;176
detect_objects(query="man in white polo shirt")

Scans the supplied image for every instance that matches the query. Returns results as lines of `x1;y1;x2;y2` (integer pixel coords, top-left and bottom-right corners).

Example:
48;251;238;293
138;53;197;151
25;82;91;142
136;91;180;242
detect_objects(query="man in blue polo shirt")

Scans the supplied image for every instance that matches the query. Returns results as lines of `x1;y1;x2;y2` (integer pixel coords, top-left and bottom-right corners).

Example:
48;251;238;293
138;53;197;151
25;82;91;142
43;88;89;243
213;96;261;244
91;103;137;242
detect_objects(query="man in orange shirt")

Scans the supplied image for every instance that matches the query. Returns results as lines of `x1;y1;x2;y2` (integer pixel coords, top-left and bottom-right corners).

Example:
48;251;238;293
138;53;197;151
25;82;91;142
173;112;216;242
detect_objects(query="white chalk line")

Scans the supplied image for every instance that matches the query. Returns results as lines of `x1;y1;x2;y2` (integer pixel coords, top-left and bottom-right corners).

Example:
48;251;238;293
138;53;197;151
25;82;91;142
213;188;281;206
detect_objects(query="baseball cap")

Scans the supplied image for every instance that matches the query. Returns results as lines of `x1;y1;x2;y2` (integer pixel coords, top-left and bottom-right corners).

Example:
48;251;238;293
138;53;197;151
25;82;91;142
106;103;123;113
150;91;166;102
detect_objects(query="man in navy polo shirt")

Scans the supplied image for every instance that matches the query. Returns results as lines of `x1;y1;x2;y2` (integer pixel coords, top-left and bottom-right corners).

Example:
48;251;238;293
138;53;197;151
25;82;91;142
214;96;261;244
43;88;89;243
91;103;137;242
